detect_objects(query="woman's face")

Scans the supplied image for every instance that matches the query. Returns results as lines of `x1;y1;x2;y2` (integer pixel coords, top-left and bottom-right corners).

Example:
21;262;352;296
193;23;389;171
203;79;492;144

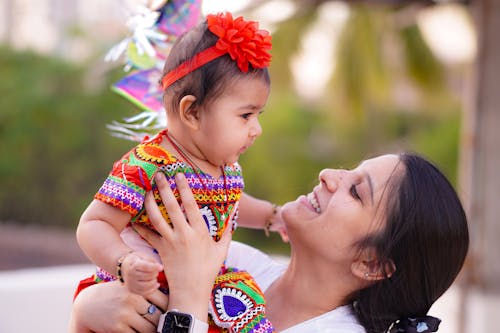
282;154;403;264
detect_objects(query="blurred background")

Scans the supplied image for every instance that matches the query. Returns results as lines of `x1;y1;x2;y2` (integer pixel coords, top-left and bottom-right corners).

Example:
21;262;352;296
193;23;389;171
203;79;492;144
0;0;498;332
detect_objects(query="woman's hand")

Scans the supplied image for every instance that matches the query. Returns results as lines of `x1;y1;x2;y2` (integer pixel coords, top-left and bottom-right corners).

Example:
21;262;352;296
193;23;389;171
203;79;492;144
134;172;233;321
69;281;166;333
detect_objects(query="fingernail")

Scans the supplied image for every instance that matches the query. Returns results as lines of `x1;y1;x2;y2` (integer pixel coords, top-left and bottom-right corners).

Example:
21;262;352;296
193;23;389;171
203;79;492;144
155;173;163;182
175;173;185;181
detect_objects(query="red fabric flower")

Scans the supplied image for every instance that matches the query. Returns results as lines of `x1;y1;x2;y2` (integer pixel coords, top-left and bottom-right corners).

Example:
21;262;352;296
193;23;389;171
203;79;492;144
207;12;272;72
161;12;272;89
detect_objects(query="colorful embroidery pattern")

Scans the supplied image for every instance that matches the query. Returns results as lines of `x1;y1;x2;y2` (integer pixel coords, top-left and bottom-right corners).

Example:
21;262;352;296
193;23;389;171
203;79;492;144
94;130;244;239
209;269;274;333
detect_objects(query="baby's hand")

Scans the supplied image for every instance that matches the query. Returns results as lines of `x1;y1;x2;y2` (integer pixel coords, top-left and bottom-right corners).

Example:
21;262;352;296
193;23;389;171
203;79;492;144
121;252;163;296
269;207;289;243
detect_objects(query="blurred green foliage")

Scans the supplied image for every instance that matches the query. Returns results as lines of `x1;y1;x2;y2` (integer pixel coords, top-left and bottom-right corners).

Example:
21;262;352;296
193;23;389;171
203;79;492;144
0;46;132;228
0;4;465;255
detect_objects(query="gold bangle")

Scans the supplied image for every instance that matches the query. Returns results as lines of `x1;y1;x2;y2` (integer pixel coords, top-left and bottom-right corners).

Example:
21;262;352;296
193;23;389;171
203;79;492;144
264;204;279;237
116;251;134;284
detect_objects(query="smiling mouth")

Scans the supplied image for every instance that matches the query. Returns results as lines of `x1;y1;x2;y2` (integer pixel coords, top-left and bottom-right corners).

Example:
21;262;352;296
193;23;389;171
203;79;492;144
307;192;321;213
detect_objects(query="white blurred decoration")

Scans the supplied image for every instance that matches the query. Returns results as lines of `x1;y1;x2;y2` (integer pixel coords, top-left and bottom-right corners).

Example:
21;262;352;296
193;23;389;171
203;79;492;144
254;0;297;24
202;0;250;15
7;0;58;53
202;0;296;33
417;3;476;65
291;1;350;101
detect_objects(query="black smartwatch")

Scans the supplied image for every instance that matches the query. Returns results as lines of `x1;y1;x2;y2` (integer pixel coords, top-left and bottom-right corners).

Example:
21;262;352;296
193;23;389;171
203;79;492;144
157;309;209;333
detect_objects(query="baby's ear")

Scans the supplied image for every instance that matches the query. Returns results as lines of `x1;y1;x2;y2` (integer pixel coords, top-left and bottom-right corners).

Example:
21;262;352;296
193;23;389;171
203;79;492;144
178;95;199;130
351;248;396;281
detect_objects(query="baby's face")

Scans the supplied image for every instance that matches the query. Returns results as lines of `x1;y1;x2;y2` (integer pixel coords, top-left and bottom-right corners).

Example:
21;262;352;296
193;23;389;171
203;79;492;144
194;76;270;166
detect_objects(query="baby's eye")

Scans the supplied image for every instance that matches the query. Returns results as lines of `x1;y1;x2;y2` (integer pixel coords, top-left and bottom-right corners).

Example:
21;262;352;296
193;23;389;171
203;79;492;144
241;113;252;120
350;184;361;201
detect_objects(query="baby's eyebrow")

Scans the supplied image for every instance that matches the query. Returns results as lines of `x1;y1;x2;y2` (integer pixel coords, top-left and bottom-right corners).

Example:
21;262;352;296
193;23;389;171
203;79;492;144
238;104;263;111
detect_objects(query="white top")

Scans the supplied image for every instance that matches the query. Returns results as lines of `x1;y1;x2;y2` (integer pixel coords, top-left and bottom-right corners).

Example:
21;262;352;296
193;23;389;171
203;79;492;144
226;241;366;333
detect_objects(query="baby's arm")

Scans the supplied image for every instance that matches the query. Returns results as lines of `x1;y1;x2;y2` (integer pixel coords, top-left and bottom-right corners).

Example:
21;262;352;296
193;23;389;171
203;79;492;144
237;193;287;240
76;200;162;295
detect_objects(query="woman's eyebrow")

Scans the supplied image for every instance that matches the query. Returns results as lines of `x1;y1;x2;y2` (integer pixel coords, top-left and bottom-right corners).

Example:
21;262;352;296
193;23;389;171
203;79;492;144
363;171;374;205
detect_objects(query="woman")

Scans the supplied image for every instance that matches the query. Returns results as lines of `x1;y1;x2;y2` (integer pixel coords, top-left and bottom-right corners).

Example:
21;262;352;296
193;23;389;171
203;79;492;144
69;152;469;333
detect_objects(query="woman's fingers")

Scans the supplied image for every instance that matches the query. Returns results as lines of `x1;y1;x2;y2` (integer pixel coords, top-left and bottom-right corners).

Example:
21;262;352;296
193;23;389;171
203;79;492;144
70;281;158;333
174;173;206;232
131;298;159;332
144;189;174;239
154;172;190;232
142;309;161;327
146;289;169;313
133;223;165;253
129;314;157;333
150;172;226;238
220;205;236;245
217;218;233;259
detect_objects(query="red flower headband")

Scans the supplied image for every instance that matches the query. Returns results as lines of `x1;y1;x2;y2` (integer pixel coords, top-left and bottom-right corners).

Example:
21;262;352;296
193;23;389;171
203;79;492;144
160;12;272;90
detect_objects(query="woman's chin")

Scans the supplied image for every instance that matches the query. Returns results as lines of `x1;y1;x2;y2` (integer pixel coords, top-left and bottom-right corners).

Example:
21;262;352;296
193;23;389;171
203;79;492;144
281;199;317;228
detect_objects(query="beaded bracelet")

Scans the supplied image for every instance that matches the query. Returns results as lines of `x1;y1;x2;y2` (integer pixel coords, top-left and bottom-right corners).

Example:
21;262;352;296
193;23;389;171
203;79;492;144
264;204;279;237
116;251;134;283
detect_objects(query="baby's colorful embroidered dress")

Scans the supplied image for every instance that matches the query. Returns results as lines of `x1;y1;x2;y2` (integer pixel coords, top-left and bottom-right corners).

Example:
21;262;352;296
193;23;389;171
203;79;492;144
93;130;274;333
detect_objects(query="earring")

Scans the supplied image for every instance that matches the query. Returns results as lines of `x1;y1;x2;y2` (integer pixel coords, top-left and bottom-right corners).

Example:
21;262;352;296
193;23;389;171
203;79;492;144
364;272;369;278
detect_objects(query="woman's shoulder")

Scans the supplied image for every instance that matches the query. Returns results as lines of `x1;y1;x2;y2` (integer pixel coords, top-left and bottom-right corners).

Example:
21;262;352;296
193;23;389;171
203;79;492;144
226;244;366;332
226;241;287;291
281;305;366;333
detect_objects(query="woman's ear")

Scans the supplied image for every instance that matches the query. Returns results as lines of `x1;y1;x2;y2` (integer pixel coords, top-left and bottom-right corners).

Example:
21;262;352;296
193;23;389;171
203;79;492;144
351;249;396;281
178;95;199;130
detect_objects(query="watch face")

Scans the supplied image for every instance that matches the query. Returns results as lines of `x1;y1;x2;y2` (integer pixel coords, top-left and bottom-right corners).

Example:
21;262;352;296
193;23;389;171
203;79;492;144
162;311;193;333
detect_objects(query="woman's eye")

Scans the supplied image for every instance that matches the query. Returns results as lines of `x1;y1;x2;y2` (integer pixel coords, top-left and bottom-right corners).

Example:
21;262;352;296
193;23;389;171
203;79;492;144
350;184;361;201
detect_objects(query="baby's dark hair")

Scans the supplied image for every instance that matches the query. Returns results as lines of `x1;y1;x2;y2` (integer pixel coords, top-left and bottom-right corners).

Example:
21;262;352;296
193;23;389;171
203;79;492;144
352;152;469;332
161;19;270;115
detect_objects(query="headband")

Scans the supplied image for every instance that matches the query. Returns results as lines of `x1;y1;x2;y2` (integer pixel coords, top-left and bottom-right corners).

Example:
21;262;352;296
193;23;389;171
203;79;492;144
160;12;272;90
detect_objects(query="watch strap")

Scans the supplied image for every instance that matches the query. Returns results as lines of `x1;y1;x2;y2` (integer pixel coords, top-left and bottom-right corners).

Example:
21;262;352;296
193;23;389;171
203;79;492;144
157;312;166;333
190;314;209;333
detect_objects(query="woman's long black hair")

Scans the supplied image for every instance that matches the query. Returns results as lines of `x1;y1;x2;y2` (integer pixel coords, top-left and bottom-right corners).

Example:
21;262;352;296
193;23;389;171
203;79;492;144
352;152;469;332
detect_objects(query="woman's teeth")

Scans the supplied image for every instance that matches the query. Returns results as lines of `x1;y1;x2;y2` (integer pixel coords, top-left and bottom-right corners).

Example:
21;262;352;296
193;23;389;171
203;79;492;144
307;193;321;213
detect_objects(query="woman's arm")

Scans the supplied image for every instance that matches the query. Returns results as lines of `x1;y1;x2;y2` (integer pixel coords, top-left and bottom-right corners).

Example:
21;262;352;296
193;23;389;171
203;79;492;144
69;281;165;333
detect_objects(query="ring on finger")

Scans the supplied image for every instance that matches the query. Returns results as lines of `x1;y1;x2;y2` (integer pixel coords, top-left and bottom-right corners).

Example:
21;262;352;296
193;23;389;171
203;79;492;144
141;303;157;317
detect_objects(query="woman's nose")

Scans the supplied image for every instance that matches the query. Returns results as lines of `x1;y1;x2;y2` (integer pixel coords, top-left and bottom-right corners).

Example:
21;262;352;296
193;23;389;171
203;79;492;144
319;169;345;192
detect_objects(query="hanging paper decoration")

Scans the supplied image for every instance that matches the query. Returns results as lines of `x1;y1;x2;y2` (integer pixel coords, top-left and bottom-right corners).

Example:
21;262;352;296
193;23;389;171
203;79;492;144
105;0;202;141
